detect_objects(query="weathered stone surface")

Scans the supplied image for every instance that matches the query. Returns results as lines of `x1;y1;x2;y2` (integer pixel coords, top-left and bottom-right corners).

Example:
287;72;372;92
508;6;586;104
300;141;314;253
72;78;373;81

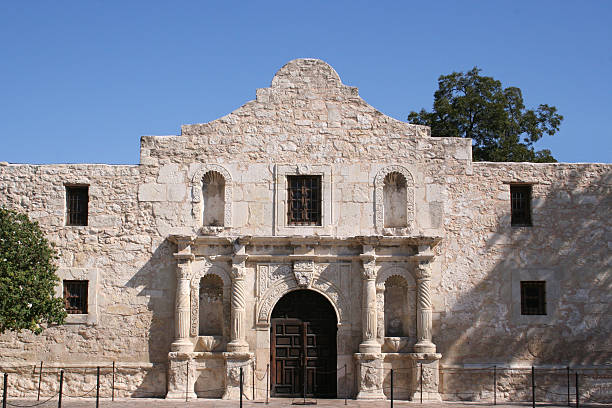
0;59;610;402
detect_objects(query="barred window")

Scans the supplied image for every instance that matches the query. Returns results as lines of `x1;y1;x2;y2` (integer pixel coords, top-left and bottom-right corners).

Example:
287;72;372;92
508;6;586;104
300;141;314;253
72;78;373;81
64;280;88;314
511;184;532;226
520;281;546;315
66;186;89;226
287;175;322;226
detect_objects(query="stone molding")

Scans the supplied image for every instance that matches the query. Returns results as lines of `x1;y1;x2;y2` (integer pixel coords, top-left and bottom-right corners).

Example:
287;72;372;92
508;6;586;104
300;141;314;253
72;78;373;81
374;165;415;233
191;164;233;228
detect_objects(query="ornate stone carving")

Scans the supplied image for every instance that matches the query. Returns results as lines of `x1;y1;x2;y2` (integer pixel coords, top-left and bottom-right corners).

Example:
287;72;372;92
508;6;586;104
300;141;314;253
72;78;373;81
257;276;348;324
257;263;291;296
374;165;415;232
191;164;233;227
415;261;432;279
293;260;314;288
361;259;377;280
376;264;415;287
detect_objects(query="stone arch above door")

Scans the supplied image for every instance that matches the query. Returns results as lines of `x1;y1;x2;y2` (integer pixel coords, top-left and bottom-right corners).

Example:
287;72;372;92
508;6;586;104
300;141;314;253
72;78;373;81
256;277;348;326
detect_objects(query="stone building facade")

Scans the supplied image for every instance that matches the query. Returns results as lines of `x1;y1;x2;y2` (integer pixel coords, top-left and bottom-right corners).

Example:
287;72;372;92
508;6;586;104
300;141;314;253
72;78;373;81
0;59;610;402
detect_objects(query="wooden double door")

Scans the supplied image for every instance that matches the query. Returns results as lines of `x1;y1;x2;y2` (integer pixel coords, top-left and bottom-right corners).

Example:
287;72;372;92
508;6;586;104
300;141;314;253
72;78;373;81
270;290;337;398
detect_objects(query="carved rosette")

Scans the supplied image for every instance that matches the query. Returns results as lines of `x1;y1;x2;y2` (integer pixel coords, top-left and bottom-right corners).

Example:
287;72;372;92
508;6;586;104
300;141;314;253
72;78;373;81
293;260;315;288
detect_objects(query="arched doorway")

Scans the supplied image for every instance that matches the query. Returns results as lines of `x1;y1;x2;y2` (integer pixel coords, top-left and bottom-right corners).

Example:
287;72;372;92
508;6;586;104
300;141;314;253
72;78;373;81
270;290;337;398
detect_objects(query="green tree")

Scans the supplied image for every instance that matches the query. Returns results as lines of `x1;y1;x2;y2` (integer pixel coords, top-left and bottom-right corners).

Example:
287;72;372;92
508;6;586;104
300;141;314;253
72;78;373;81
408;67;563;162
0;208;66;334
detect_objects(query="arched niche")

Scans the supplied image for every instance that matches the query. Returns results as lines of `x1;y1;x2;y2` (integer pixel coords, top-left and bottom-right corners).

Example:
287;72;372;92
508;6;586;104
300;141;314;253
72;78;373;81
190;263;231;337
191;164;233;228
374;165;415;232
376;265;416;344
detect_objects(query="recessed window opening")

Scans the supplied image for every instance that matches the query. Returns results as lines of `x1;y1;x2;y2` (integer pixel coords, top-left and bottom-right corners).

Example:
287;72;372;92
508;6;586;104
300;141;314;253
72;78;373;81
64;280;88;314
521;281;546;315
287;175;322;226
511;184;532;226
66;186;89;226
383;172;408;227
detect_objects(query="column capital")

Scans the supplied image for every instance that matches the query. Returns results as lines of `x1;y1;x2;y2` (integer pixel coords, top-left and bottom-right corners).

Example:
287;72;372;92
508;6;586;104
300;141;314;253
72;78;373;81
415;261;432;280
360;255;377;280
176;259;192;280
231;255;248;280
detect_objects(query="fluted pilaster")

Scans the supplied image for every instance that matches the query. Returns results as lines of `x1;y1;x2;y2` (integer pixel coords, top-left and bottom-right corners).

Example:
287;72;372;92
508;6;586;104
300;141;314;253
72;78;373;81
228;255;249;352
359;256;381;353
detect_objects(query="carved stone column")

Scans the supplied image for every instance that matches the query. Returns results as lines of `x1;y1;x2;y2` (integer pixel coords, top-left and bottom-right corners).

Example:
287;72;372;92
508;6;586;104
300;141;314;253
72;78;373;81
414;262;436;353
227;255;249;352
171;258;195;352
359;256;381;353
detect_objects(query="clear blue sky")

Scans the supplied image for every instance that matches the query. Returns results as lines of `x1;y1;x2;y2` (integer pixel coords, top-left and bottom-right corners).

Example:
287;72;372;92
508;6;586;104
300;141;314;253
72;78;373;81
1;1;611;164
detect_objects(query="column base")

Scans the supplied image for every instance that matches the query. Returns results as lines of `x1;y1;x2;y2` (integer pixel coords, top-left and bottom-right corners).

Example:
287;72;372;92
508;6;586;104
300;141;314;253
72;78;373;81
413;340;436;353
411;391;442;401
171;339;194;352
354;352;385;400
166;352;196;399
227;340;250;353
222;351;254;400
359;341;382;354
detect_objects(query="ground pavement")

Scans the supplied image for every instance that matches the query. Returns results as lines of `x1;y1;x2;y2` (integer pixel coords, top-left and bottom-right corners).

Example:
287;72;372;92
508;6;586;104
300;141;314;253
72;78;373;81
1;398;604;408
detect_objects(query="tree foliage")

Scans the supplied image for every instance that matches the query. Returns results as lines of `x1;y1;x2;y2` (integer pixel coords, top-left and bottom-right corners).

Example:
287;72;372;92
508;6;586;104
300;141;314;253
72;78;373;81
408;67;563;162
0;208;66;334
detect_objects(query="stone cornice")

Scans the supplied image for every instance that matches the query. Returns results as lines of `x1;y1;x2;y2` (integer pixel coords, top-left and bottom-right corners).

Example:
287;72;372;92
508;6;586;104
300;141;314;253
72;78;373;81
176;234;442;248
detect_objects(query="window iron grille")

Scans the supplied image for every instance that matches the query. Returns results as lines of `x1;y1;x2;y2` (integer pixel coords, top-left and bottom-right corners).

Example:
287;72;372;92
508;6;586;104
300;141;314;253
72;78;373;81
66;186;89;226
520;281;546;315
287;175;322;226
64;280;88;314
511;184;532;226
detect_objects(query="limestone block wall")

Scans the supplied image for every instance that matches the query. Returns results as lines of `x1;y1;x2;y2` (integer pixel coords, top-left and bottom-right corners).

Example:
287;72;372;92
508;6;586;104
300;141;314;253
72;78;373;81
436;162;612;398
0;163;175;396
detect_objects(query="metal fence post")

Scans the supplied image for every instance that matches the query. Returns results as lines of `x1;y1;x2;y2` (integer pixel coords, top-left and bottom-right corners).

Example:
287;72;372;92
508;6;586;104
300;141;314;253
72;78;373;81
185;360;189;402
240;366;243;408
420;362;423;404
112;361;115;401
96;366;100;408
531;366;535;408
344;364;347;405
575;372;579;408
390;369;394;408
37;361;43;401
2;373;8;408
493;365;497;405
58;369;64;408
266;363;269;405
252;361;255;401
567;366;570;407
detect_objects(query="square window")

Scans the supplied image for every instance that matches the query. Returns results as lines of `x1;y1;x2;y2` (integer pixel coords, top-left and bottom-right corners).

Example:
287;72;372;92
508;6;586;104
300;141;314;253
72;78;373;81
511;184;532;226
287;175;322;226
520;281;546;315
64;280;88;314
66;186;89;226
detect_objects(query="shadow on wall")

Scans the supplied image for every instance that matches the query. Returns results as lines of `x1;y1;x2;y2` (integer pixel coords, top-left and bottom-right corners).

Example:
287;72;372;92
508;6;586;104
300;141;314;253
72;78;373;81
436;167;611;390
123;237;176;397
